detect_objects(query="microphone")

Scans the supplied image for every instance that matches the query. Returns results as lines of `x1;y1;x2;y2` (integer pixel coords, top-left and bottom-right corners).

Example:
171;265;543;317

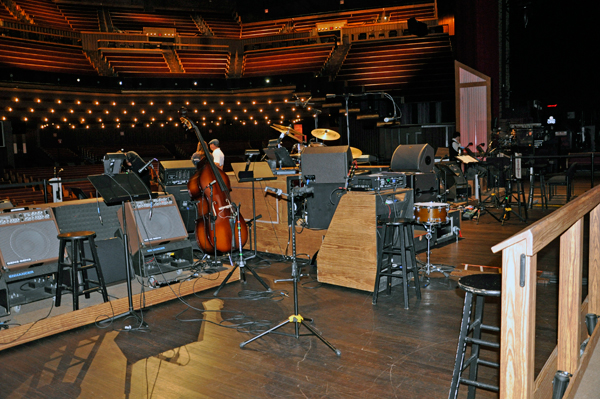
384;116;400;123
207;180;217;188
138;158;157;174
218;204;233;210
265;186;283;196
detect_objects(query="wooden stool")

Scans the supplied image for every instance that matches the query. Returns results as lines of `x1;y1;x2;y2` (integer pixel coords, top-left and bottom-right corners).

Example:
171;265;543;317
56;231;109;311
449;273;501;399
373;219;421;308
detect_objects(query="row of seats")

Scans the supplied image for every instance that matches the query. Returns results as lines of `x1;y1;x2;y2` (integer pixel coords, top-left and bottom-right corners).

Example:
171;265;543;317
5;0;436;37
0;36;96;75
242;43;335;77
336;34;455;99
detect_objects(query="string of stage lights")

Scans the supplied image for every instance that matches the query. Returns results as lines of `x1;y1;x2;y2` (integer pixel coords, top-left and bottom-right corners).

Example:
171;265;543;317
0;88;311;130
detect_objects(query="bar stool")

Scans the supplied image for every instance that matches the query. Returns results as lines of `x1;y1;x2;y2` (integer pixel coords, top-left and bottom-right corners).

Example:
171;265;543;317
56;231;109;311
373;218;421;308
528;165;548;210
449;273;500;399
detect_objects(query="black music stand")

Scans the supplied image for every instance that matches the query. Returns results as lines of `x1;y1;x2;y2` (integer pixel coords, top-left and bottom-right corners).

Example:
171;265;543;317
88;173;156;328
231;161;276;261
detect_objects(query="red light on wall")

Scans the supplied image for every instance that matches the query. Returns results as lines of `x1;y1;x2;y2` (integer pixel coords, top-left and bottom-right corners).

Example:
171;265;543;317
547;104;558;107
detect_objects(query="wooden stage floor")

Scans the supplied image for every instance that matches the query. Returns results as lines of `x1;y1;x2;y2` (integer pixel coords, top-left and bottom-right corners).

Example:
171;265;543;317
0;177;591;398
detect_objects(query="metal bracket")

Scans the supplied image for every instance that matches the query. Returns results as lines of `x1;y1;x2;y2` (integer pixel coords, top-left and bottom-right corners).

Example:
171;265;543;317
520;253;526;287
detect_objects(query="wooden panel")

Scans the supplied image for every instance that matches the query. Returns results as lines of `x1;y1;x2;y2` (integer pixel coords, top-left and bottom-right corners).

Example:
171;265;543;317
0;265;239;351
590;205;600;315
317;191;377;291
227;174;324;257
500;240;536;399
558;219;583;373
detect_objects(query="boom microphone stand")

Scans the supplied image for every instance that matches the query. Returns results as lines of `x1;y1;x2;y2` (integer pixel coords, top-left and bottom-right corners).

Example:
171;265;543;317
240;185;341;356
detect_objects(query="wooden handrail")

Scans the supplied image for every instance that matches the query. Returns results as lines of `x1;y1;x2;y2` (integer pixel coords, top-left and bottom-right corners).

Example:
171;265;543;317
491;184;600;398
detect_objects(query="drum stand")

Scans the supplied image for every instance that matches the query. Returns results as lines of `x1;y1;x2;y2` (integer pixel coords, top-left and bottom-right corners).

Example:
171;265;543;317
420;222;454;279
240;185;341;356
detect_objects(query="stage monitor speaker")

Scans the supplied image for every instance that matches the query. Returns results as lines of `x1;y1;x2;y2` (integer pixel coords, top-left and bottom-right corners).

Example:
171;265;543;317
120;194;188;252
301;146;352;184
0;209;60;270
390;144;434;173
53;198;122;241
164;184;197;233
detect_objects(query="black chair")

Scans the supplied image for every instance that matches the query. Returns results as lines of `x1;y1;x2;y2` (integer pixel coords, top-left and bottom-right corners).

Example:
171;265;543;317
547;162;577;202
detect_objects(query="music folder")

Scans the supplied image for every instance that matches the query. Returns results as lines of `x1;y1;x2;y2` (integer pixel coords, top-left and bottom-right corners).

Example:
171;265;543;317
231;162;277;183
88;173;156;205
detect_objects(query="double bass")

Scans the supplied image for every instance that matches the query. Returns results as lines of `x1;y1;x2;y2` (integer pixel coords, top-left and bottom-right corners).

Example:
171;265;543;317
180;113;248;253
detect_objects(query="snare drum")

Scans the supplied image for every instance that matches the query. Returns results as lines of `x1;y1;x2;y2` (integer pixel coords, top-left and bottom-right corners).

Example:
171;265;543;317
414;202;450;224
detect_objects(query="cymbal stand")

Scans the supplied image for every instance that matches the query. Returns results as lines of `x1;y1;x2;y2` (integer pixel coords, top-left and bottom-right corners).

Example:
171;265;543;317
240;186;341;356
213;202;271;296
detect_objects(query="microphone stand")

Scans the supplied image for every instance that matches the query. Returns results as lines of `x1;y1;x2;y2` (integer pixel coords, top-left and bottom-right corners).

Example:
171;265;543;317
213;201;271;296
240;185;341;356
208;183;220;268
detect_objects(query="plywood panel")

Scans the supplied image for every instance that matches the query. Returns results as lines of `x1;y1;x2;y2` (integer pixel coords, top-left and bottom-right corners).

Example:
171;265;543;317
318;191;378;291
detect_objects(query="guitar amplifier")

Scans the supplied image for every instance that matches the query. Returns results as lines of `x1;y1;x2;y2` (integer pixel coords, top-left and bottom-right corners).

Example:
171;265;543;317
159;160;196;186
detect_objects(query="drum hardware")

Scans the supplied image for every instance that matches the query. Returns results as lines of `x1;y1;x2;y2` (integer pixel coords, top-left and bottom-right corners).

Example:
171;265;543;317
413;202;455;279
271;124;304;143
311;128;341;141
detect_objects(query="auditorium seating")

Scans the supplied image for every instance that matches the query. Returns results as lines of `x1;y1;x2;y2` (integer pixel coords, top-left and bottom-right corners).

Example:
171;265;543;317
176;47;230;77
0;2;17;21
336;34;454;100
242;43;335;77
241;20;286;38
109;8;200;36
388;4;437;22
290;10;381;33
0;37;97;74
200;11;241;38
12;0;72;30
100;48;171;76
56;3;100;32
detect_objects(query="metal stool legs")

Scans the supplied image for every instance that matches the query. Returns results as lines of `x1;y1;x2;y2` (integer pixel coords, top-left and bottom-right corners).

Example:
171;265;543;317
373;221;421;308
449;274;500;399
56;231;109;311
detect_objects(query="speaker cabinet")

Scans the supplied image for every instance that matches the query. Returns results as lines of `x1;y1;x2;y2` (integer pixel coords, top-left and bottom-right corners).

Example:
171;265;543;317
0;209;60;270
390;144;435;173
120;194;188;252
53;198;122;241
164;184;197;233
301;146;352;184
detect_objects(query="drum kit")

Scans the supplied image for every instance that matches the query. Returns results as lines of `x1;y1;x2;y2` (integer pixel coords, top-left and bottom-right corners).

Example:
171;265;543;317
269;125;363;160
413;201;454;278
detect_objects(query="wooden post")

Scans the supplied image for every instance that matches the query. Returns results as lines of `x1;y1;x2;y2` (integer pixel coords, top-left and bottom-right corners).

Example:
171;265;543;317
557;219;584;373
500;239;536;399
589;205;600;315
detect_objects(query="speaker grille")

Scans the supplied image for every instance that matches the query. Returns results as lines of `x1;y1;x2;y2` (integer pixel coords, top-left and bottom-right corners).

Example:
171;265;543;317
301;146;351;184
0;216;60;269
123;195;188;249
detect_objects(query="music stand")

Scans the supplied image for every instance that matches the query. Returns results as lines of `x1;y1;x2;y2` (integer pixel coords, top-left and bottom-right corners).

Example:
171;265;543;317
88;173;156;328
231;161;276;259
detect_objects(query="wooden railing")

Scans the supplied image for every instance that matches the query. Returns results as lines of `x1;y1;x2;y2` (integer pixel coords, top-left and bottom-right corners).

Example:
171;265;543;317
491;184;600;398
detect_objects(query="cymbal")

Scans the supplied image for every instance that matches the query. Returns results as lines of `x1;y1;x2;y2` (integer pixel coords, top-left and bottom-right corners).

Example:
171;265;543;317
311;128;340;141
270;124;303;142
350;147;362;158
